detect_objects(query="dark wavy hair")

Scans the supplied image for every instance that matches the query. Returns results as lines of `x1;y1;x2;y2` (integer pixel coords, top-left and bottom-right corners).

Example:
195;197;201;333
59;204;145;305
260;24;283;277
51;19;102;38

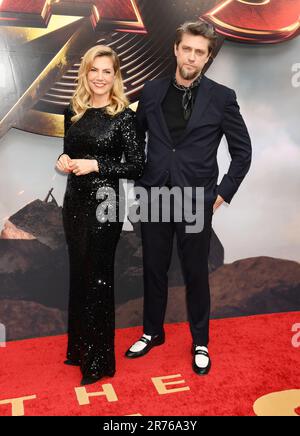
175;20;218;55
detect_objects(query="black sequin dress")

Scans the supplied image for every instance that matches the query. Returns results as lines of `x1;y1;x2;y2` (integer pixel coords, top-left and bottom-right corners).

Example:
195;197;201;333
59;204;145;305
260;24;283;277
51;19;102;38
60;104;145;380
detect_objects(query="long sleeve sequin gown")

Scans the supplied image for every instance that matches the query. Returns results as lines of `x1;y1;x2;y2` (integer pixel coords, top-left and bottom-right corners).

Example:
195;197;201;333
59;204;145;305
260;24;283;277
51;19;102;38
60;105;145;379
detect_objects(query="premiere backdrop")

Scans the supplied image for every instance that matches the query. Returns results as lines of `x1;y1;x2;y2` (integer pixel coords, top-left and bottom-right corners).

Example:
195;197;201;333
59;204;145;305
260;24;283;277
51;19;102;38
0;0;299;341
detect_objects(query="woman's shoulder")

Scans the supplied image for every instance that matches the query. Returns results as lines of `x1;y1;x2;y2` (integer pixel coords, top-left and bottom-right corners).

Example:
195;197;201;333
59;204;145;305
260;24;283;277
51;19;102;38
64;102;75;117
119;106;136;120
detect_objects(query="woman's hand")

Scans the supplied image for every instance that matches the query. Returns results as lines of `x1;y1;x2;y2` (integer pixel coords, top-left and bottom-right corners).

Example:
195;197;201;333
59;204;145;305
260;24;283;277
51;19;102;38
69;159;99;176
56;154;72;174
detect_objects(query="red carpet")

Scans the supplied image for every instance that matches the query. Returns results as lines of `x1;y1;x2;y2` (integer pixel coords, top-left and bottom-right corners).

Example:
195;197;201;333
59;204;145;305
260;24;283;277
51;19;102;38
0;312;299;416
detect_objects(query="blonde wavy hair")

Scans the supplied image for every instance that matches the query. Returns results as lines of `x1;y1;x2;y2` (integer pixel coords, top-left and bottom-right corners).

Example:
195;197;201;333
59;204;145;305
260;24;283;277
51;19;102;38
70;45;129;122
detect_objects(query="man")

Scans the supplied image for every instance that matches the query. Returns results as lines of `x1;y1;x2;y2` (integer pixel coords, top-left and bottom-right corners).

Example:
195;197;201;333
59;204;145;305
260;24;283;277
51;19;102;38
125;21;252;375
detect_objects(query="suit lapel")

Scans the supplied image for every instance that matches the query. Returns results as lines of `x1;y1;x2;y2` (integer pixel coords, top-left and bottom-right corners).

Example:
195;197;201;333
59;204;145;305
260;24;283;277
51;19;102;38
154;75;214;146
155;77;173;146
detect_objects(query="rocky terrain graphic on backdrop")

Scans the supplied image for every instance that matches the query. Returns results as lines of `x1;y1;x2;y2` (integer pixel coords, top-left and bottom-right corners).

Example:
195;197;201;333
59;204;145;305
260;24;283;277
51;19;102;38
0;194;299;341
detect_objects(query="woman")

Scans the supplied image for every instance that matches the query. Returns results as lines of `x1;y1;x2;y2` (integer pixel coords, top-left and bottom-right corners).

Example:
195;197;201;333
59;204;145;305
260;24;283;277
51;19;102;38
56;45;145;386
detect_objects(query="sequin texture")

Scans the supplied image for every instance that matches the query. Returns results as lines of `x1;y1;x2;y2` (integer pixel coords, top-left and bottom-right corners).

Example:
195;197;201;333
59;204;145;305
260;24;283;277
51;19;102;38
60;104;145;380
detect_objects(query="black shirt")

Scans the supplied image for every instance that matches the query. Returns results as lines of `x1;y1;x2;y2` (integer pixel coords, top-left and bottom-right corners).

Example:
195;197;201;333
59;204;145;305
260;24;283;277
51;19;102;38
161;82;199;186
161;83;199;145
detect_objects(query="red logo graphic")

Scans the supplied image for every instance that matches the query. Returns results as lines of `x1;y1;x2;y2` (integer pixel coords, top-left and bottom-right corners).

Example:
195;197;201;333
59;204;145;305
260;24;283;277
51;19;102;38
0;0;299;138
0;0;145;31
204;0;300;43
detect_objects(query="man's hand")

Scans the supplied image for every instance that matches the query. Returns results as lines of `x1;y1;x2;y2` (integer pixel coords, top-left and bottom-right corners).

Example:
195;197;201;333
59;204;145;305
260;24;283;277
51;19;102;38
68;159;99;176
56;154;72;174
213;194;224;214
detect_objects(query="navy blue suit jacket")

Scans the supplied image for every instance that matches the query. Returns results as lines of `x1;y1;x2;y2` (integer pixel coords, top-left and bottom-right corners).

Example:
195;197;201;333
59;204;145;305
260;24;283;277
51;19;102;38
135;75;252;204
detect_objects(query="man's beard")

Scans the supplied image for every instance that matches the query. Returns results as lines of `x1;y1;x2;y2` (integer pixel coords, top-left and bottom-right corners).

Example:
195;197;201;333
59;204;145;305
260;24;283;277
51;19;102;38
179;65;201;81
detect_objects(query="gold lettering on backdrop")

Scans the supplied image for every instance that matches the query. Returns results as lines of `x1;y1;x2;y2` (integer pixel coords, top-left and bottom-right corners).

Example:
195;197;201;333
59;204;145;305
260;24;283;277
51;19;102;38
152;374;190;395
0;395;37;416
253;390;300;416
75;384;118;406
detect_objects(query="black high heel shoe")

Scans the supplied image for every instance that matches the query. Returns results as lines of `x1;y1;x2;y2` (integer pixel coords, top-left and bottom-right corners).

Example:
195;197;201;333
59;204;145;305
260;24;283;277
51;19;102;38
80;370;115;386
80;374;102;386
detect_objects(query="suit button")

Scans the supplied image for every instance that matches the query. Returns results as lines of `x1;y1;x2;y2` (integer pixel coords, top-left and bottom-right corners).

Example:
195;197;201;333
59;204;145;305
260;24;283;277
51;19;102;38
172;148;176;152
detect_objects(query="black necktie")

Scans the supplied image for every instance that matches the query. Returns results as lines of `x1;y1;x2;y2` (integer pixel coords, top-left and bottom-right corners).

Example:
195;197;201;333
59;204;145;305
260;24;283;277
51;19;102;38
172;74;202;121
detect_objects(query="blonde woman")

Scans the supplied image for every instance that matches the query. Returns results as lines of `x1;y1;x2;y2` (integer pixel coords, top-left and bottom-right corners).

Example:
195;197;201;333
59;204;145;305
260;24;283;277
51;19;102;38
56;45;145;386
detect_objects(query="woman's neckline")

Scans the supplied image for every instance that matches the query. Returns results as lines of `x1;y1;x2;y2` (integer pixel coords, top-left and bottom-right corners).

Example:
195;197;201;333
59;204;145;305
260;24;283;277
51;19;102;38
88;103;110;110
